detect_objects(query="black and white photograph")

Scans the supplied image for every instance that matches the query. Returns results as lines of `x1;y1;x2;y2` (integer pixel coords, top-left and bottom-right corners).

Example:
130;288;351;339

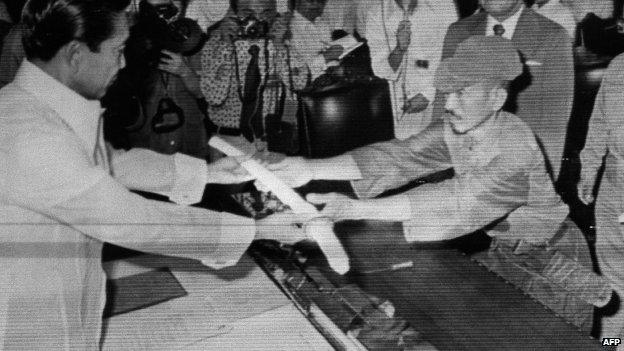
0;0;623;349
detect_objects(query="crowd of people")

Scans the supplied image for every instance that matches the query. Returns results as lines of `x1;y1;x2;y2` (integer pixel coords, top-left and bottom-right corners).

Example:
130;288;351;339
1;0;624;349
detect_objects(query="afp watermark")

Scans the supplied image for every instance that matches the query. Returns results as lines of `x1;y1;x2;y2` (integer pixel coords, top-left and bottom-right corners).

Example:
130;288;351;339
603;338;622;346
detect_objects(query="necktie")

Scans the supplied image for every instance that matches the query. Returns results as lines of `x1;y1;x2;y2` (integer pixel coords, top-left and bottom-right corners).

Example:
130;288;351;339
240;44;263;142
493;24;505;37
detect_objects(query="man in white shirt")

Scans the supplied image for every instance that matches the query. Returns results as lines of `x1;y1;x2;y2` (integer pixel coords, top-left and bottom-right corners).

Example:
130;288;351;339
185;0;230;32
289;0;358;78
0;0;305;349
532;0;576;40
362;0;458;139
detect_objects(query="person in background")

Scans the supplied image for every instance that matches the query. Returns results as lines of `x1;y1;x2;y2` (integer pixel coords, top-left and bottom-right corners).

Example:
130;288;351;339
568;0;612;23
435;0;573;183
0;0;307;348
288;0;358;78
103;0;211;159
578;54;624;344
185;0;229;33
362;0;458;140
0;0;11;44
199;0;309;156
0;20;26;89
265;35;610;332
530;0;576;41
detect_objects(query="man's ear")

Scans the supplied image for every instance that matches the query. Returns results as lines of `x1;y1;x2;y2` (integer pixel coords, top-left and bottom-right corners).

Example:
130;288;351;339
490;86;508;111
63;41;84;73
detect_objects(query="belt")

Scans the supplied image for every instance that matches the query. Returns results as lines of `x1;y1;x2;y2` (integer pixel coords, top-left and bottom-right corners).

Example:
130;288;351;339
212;125;242;136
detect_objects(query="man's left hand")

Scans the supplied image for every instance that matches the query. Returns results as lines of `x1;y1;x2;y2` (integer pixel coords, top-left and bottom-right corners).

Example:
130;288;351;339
402;93;430;114
206;156;254;184
158;50;192;77
306;193;365;221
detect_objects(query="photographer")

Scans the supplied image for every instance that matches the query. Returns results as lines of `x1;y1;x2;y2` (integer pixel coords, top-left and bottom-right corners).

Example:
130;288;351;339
199;0;310;156
103;0;210;158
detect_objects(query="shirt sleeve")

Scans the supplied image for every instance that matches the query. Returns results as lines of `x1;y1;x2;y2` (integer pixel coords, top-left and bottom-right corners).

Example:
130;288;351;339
5;130;254;268
402;131;564;243
109;147;208;205
199;38;233;106
349;120;452;198
402;148;530;242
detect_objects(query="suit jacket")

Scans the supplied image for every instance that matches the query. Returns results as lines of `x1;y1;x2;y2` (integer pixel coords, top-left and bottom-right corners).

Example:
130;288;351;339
434;8;574;180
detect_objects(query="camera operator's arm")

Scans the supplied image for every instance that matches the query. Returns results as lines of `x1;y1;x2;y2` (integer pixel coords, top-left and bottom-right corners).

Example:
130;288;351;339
199;36;234;106
158;50;203;98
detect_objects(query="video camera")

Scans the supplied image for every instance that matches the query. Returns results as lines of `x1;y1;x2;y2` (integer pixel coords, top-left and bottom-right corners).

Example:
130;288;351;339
128;1;205;68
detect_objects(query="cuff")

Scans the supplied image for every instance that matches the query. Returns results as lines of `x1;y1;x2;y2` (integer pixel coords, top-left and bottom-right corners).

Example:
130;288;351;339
201;212;255;269
166;153;208;205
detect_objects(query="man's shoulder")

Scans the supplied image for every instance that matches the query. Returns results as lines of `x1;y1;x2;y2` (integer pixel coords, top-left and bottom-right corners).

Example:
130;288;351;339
0;85;67;136
518;7;568;41
605;53;624;78
495;112;540;153
448;11;486;33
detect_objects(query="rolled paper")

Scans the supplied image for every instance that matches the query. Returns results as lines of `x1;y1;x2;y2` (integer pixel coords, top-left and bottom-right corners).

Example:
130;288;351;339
208;136;350;274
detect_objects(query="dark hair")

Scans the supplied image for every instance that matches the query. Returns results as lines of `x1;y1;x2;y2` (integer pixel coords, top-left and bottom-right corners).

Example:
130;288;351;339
22;0;127;61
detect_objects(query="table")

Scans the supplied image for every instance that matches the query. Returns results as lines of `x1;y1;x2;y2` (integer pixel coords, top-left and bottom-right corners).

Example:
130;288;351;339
334;220;603;351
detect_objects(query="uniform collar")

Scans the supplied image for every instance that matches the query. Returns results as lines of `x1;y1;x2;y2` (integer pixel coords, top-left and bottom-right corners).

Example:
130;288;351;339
13;60;104;154
486;4;525;39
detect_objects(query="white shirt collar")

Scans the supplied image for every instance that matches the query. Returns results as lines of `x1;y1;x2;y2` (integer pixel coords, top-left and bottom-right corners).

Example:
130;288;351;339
13;60;104;155
486;4;525;40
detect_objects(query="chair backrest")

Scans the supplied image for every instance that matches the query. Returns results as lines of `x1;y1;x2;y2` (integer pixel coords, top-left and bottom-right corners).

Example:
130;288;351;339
297;78;394;158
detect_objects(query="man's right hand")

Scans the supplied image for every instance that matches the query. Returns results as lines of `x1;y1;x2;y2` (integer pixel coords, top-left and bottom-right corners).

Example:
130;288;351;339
396;20;411;51
264;156;314;188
